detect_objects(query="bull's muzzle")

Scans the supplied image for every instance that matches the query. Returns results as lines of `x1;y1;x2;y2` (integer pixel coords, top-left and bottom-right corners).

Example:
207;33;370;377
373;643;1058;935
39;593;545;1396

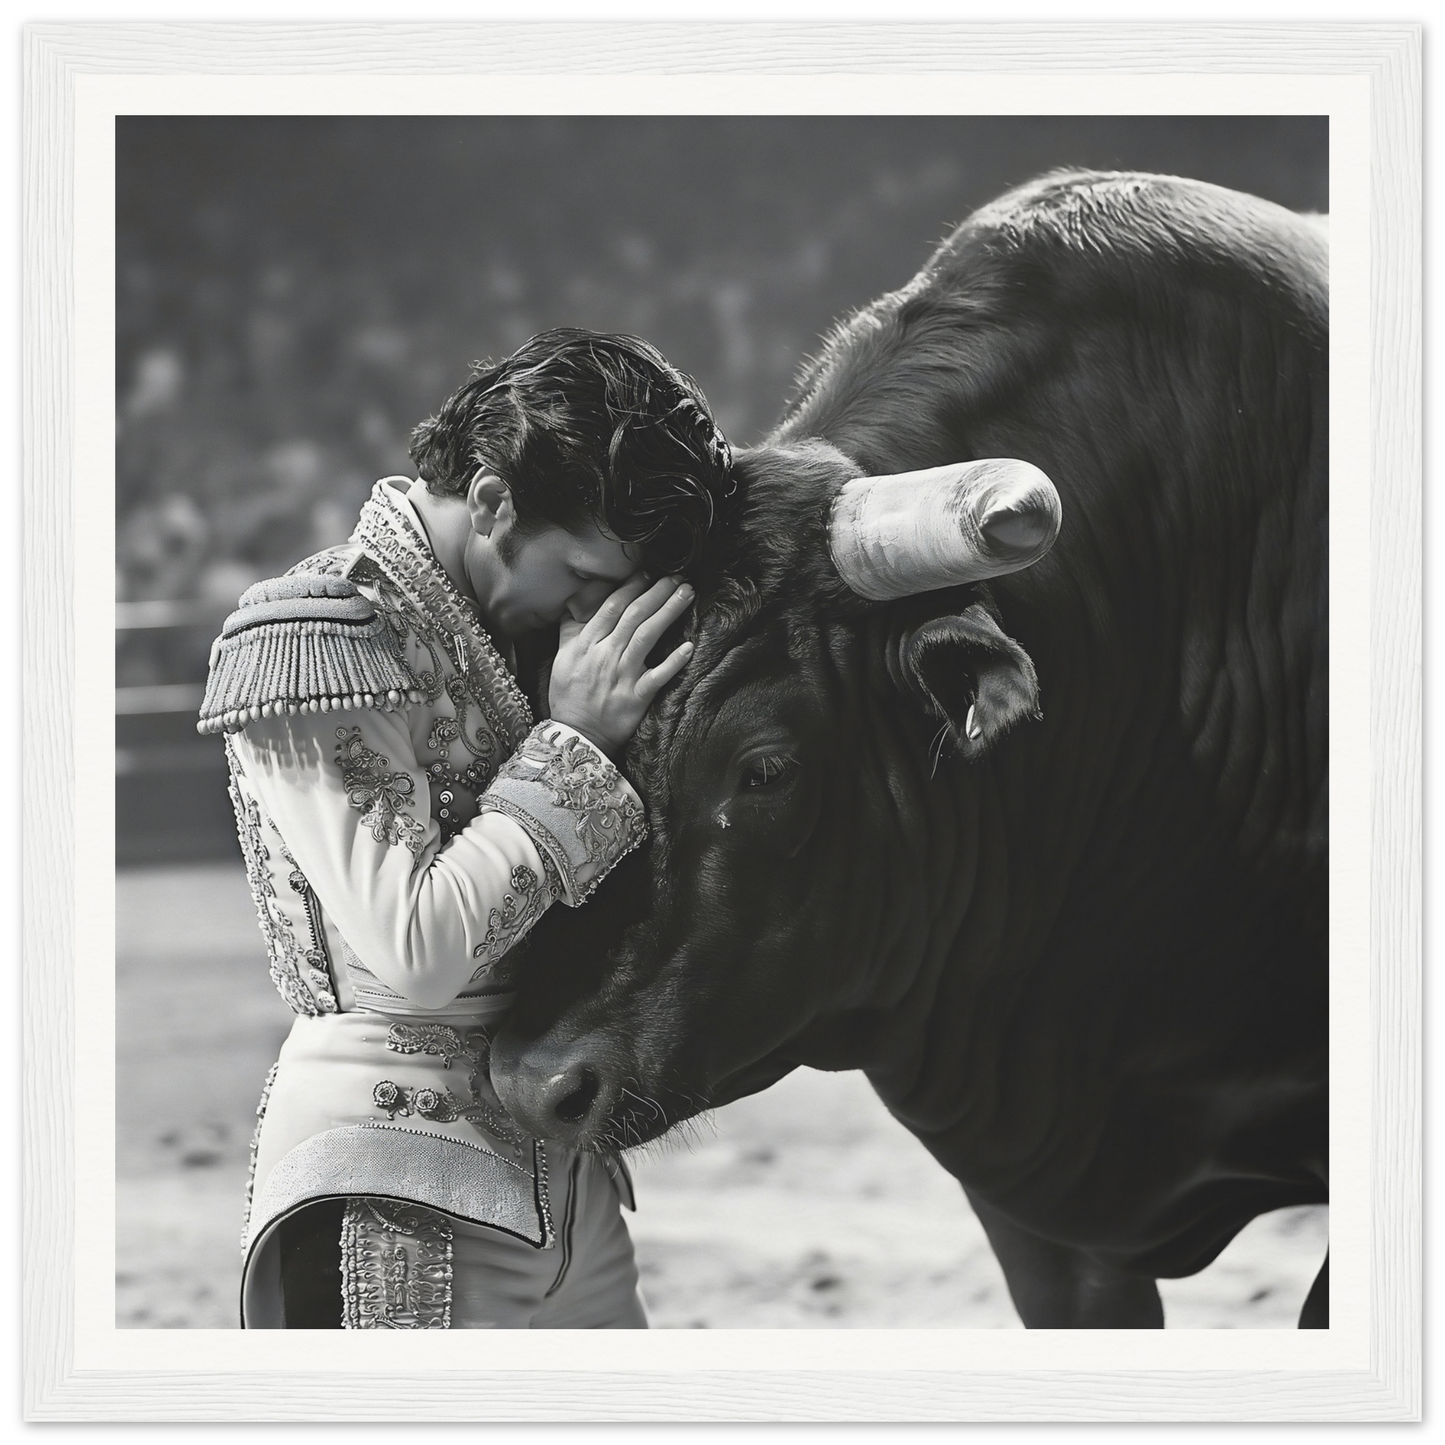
489;1031;619;1147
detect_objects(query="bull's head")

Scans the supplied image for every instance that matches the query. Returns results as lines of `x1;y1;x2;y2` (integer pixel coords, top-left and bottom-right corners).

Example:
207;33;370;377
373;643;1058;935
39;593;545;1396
491;440;1061;1149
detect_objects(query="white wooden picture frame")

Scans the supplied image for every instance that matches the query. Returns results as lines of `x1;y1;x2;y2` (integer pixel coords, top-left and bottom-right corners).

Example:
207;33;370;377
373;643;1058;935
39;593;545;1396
22;20;1420;1422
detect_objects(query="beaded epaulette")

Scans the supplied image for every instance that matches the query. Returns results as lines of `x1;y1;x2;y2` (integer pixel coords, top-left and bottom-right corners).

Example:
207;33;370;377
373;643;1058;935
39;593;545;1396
197;573;423;736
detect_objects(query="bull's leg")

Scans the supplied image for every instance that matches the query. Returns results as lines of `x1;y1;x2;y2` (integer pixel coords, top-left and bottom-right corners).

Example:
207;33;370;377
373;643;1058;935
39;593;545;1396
966;1191;1164;1328
1298;1251;1328;1328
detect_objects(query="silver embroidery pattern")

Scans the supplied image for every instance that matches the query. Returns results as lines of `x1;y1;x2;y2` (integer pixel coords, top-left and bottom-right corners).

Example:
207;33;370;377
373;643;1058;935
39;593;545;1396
470;863;547;981
538;849;566;903
277;843;339;1001
383;1022;472;1069
286;544;356;581
352;484;533;748
345;489;538;850
357;574;506;772
371;1080;468;1123
535;1141;554;1246
341;1198;453;1329
283;538;466;726
425;757;491;845
374;1024;529;1154
334;726;427;860
226;742;338;1016
290;496;530;853
498;729;647;870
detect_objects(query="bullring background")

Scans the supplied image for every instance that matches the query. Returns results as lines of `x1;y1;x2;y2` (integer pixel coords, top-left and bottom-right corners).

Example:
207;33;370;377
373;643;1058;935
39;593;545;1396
116;115;1328;1326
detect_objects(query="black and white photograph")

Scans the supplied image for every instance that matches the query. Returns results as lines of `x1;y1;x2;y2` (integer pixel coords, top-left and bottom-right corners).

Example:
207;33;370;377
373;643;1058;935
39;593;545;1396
115;110;1333;1333
19;16;1423;1425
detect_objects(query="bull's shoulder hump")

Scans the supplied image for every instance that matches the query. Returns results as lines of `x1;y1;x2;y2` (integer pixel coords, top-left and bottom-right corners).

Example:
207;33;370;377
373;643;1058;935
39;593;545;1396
932;170;1327;308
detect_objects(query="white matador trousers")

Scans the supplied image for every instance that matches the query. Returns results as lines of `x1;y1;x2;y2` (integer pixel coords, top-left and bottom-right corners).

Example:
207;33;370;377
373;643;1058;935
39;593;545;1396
243;1013;647;1329
263;1151;647;1329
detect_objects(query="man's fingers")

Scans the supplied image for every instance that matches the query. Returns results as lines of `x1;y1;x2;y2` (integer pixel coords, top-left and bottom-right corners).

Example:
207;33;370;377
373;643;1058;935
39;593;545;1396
634;640;694;702
577;574;650;644
608;576;690;653
620;581;695;669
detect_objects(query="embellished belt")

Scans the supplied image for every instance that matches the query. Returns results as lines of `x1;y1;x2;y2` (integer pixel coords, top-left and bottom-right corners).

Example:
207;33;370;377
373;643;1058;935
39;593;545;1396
345;991;516;1026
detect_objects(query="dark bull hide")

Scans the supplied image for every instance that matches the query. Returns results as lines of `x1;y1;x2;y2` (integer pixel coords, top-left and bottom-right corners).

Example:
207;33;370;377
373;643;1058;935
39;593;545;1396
494;170;1329;1328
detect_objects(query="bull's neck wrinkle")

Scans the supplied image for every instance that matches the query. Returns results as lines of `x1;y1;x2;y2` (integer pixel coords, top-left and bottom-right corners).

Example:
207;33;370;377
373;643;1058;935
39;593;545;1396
859;755;1034;1128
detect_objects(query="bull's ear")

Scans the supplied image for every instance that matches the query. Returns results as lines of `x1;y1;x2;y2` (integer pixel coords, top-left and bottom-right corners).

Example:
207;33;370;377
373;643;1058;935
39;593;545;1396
895;602;1040;756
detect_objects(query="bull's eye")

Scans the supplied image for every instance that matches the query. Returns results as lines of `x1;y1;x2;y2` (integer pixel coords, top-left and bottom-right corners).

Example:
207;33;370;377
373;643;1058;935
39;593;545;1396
738;754;797;791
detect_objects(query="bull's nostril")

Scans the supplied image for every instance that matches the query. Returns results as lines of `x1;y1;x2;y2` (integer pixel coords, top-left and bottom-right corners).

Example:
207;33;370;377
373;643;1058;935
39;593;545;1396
554;1067;600;1125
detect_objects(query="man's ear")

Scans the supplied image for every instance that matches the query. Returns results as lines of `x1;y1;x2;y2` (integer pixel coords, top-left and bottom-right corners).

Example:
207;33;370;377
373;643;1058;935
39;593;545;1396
893;601;1041;758
466;469;511;538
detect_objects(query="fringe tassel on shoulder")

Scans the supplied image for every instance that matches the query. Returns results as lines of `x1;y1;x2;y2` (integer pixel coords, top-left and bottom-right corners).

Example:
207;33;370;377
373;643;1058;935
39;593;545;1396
198;573;423;736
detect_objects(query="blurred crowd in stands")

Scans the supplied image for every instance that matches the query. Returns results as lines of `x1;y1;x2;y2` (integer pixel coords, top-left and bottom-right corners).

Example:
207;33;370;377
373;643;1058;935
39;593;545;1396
113;115;1326;859
116;114;1327;680
118;118;945;628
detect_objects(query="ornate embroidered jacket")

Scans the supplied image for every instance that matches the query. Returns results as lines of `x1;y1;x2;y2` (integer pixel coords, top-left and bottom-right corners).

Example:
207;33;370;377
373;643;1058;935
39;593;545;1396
206;478;645;1325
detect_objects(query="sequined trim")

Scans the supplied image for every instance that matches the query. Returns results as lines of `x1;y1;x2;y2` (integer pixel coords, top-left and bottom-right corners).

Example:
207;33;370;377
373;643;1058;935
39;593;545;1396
226;742;339;1016
535;1140;554;1246
240;1062;281;1252
287;544;359;581
340;1198;453;1329
355;1120;536;1178
425;757;490;845
279;846;339;1000
351;480;533;749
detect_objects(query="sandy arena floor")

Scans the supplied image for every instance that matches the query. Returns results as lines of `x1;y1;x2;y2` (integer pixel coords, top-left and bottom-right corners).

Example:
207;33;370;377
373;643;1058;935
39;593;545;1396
116;864;1327;1329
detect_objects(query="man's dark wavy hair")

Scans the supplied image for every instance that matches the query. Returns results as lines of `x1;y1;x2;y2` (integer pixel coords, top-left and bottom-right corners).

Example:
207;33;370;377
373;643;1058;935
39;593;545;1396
409;328;736;576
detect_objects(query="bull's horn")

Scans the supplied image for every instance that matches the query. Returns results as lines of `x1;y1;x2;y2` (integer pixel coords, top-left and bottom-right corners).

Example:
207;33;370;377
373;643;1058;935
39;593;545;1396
828;458;1062;601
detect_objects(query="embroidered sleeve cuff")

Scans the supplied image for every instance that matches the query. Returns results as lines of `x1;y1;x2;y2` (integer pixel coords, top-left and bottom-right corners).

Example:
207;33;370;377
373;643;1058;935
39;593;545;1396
478;721;647;906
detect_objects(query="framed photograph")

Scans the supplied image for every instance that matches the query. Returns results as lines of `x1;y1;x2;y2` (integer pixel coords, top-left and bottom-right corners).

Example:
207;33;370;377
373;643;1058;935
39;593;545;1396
23;20;1419;1422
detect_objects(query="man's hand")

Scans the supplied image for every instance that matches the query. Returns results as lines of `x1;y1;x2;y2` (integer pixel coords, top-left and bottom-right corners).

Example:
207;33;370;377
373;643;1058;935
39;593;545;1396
548;576;695;756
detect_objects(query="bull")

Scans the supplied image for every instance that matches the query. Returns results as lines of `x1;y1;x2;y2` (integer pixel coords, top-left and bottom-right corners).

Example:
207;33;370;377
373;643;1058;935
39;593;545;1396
493;170;1329;1328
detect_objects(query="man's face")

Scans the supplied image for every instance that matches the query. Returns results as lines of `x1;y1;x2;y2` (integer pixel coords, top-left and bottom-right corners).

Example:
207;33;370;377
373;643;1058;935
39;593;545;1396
472;512;642;639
